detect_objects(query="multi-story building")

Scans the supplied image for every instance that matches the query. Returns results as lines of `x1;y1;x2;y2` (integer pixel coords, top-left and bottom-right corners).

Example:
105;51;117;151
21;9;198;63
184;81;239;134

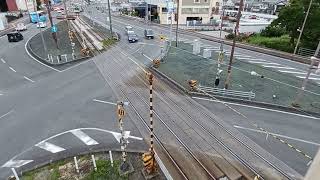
158;0;221;25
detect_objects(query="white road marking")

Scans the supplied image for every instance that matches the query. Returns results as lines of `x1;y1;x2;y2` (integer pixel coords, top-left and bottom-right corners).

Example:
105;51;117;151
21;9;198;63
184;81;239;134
1;58;6;63
248;58;267;62
25;36;61;72
192;97;320;120
297;76;320;80
262;65;296;70
23;76;35;83
0;110;13;119
60;59;92;72
1;160;33;168
248;61;279;65
119;50;147;73
112;131;130;143
279;70;308;75
71;129;99;145
93;99;117;105
234;125;320;146
9;67;16;72
35;142;65;153
142;53;153;61
234;54;251;58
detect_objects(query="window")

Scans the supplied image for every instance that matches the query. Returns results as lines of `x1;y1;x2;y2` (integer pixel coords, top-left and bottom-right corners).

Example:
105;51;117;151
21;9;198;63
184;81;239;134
204;0;208;2
162;7;168;13
194;0;200;3
216;2;220;6
182;8;193;14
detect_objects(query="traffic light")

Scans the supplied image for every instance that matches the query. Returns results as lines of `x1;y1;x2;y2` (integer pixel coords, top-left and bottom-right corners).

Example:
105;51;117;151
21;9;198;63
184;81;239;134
188;80;197;90
142;152;156;174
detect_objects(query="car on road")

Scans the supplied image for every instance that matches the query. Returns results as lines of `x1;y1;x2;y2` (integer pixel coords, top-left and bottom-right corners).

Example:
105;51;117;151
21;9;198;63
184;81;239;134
15;23;27;31
7;31;23;42
37;22;47;28
128;31;138;43
125;25;133;34
144;29;154;39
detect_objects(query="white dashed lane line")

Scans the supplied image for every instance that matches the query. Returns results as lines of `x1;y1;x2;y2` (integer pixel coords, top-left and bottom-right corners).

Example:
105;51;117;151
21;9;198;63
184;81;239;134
23;76;35;83
71;129;99;146
1;58;6;63
9;67;16;72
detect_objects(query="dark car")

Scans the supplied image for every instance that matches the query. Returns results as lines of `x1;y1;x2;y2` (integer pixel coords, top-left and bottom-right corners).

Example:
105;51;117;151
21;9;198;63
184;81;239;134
144;29;154;39
128;31;138;43
7;31;23;42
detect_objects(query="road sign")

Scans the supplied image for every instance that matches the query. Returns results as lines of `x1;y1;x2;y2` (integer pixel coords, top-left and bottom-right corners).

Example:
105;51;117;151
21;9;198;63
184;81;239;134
118;107;125;119
51;25;58;33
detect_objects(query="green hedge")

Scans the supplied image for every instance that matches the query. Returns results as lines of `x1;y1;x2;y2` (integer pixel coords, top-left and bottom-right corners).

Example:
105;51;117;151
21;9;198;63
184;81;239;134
247;35;294;53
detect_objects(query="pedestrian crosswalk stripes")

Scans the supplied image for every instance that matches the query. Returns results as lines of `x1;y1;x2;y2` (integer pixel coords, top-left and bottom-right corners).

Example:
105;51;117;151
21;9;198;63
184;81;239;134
71;129;99;146
35;142;65;153
262;65;296;70
297;76;320;81
248;61;280;65
1;160;33;168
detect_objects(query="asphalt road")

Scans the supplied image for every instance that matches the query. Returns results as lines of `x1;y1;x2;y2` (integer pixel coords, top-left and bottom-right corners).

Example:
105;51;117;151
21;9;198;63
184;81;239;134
0;21;147;179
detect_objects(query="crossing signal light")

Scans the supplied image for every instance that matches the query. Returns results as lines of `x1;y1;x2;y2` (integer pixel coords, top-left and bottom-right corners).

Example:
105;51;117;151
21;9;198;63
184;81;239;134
188;80;197;90
117;106;125;119
142;152;156;174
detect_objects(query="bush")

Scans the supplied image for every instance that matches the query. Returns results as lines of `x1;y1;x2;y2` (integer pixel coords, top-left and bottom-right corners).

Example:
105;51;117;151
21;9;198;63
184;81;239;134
225;33;251;41
102;38;117;48
260;25;286;37
247;35;294;53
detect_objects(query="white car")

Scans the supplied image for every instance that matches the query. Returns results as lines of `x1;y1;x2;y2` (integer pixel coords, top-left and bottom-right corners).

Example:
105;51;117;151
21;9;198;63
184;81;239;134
37;22;47;28
15;23;27;31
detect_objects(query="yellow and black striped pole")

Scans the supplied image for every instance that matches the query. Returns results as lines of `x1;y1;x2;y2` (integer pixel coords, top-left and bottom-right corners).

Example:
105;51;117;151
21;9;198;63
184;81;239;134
117;101;128;171
148;73;154;154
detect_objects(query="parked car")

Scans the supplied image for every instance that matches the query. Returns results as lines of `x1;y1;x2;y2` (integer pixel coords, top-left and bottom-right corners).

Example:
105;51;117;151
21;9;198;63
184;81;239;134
144;29;154;39
15;23;27;31
37;22;47;28
127;31;138;43
7;31;23;42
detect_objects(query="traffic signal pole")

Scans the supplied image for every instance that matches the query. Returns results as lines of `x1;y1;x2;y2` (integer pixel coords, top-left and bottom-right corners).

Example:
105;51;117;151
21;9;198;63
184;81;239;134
117;101;129;172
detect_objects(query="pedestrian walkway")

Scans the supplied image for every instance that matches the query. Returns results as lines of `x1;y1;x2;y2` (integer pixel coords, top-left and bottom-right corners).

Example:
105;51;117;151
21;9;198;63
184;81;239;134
179;39;320;85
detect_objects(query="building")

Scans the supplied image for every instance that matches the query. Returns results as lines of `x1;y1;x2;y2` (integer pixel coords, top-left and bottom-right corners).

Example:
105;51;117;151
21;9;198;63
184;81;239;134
158;0;220;25
0;0;36;12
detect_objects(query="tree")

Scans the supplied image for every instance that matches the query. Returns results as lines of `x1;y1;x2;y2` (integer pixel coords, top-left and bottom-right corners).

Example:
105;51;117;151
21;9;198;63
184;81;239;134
272;0;320;49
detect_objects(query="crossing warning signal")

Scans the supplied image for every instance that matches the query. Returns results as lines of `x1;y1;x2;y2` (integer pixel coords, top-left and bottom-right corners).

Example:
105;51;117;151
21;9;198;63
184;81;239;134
153;59;160;68
142;152;156;174
188;80;197;90
117;107;125;119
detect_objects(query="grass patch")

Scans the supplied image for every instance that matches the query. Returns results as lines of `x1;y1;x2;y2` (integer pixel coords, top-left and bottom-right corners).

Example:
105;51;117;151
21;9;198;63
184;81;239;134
83;160;128;180
247;34;294;53
102;38;117;48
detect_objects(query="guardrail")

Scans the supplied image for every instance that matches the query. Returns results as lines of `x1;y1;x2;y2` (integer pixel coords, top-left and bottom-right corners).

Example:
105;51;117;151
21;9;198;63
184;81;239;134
198;85;255;100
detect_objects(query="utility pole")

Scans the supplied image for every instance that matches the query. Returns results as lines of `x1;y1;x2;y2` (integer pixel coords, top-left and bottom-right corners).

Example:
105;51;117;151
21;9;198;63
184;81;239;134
175;0;179;47
37;13;47;53
292;41;320;107
24;0;31;22
44;0;59;49
215;0;225;87
293;0;313;55
224;0;244;89
107;0;113;36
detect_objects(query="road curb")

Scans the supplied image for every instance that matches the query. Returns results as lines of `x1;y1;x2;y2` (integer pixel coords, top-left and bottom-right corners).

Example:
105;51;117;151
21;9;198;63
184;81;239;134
25;23;91;67
150;66;320;118
15;148;147;177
